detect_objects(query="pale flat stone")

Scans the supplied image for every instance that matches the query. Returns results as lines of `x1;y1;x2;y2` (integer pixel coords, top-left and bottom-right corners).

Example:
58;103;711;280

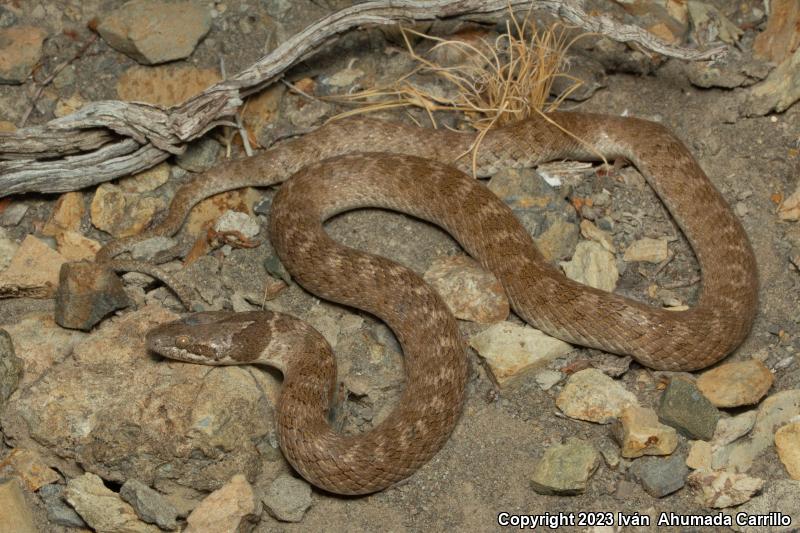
623;237;669;263
688;469;764;508
775;421;800;480
263;474;312;522
0;479;37;533
55;230;102;262
469;322;573;385
535;219;579;262
117;65;221;106
713;410;758;447
185;474;258;533
696;359;774;407
0;235;66;298
779;186;800;221
612;406;678;458
560;240;619;292
118;162;170;193
556;368;638;423
580;219;616;252
425;255;509;324
686;440;713;470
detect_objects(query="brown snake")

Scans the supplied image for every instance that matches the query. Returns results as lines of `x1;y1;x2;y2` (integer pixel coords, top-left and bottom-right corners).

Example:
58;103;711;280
107;111;757;494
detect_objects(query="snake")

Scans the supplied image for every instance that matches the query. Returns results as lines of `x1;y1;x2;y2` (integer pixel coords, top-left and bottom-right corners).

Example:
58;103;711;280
103;111;757;495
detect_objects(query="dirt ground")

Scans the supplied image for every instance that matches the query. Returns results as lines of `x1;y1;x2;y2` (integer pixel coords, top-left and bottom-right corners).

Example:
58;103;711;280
1;1;799;532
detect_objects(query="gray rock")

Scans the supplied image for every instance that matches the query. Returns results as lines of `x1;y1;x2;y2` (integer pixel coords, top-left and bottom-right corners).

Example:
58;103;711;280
263;474;312;523
658;378;720;440
530;437;600;495
120;479;179;530
130;236;178;262
39;484;87;528
0;328;22;403
175;137;221;172
0;202;28;226
0;6;17;28
54;261;131;331
729;480;800;532
628;454;688;498
64;473;161;533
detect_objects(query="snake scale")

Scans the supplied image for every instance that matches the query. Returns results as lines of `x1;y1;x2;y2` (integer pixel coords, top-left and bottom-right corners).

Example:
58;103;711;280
106;111;757;494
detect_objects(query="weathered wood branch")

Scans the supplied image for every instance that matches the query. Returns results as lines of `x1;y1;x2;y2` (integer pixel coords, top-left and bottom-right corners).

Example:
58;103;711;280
0;0;726;198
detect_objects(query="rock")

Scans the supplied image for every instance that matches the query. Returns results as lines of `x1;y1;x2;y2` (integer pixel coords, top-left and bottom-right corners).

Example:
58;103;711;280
424;255;509;323
560;241;619;292
97;0;211;65
530;438;600;495
596;437;621;469
0;235;66;298
729;480;800;532
713;410;758;447
54;261;131;331
0;201;27;225
54;93;86;117
469;322;573;386
688;469;764;508
753;0;800;64
185;474;258;533
687;1;742;44
623;237;668;263
54;231;102;262
536;219;580;262
718;390;800;473
64;472;161;533
686;440;712;470
285;97;331;128
775;422;800;480
0;26;46;84
488;167;560;209
580;219;615;252
0;328;22;403
129;236;177;262
686;52;770;89
118;163;171;194
0;448;60;491
176;138;221;172
628;454;688;498
90;182;167;238
658;378;720;440
695;359;774;407
745;46;800;115
117;65;221;107
323;64;365;88
556;368;638;423
120;479;179;530
611;406;678;458
184;188;262;240
534;369;563;391
778;186;800;221
243;85;285;143
263;474;312;523
213;210;260;239
38;483;87;528
0;479;37;533
0;227;18;270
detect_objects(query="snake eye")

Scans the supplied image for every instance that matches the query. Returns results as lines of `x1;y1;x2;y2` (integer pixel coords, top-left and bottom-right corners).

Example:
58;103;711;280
176;335;191;347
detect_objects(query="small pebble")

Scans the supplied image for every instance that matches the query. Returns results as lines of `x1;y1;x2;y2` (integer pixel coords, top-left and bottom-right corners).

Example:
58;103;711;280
628;454;688;498
658;378;720;440
775;421;800;480
695;359;774;407
263;474;312;523
556;368;638;423
530;438;600;495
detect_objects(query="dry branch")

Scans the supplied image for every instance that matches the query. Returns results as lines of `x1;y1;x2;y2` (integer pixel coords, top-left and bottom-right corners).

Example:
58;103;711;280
0;0;726;198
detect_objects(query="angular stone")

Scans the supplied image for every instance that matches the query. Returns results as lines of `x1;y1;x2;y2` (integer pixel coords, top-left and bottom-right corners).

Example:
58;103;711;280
779;186;800;221
425;255;509;324
117;65;221;107
213;210;260;239
560;240;618;292
753;0;800;64
42;191;84;237
118;162;170;194
38;483;87;528
745;46;800;115
530;438;600;495
0;448;60;491
185;474;258;533
0;235;65;298
611;406;678;458
54;261;131;331
536;219;579;262
696;359;773;407
0;26;46;84
0;479;37;533
98;0;211;65
658;378;720;440
628;454;688;498
556;368;638;423
775;422;800;480
120;479;179;530
90;182;166;238
176;138;221;173
64;473;161;533
263;474;312;523
688;469;764;508
469;322;573;386
686;440;712;470
580;219;615;252
623;237;669;263
713;410;757;447
55;230;102;262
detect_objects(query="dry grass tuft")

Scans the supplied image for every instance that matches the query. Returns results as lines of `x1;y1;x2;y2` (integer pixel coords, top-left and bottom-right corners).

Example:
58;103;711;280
327;9;595;173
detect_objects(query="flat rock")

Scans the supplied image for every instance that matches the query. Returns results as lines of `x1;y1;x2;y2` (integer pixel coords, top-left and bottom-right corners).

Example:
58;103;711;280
687;469;764;508
0;448;60;491
745;46;800;115
658;377;720;440
0;235;66;299
713;410;758;447
530;437;600;495
185;474;258;533
176;138;221;173
696;359;773;408
42;191;84;237
117;65;221;107
118;162;171;194
424;255;509;323
55;231;102;262
38;483;87;528
0;479;37;533
775;422;800;480
64;472;161;533
90;183;167;238
623;237;668;263
580;219;615;252
469;322;573;386
778;186;800;221
686;440;712;470
54;261;131;331
729;480;800;532
536;219;580;262
120;479;179;530
98;0;211;64
628;453;688;498
611;406;678;458
213;210;261;239
487;167;560;209
556;368;638;423
263;474;312;523
0;26;46;84
560;240;619;292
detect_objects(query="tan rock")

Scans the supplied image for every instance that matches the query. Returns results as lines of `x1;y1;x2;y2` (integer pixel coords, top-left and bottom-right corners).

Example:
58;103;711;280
0;448;60;491
560;240;619;292
185;187;262;238
753;0;800;64
90;183;167;238
687;469;764;508
43;191;84;236
118;162;170;193
696;359;773;407
0;479;37;533
611;406;678;458
747;46;800;115
775;422;800;480
0;26;46;84
469;322;573;386
424;255;509;323
54;93;86;117
779;186;800;221
117;65;220;106
580;219;615;252
623;237;668;263
556;368;638;423
535;219;579;262
0;235;66;298
55;230;102;262
686;440;712;470
243;84;286;141
0;120;16;132
185;474;258;533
